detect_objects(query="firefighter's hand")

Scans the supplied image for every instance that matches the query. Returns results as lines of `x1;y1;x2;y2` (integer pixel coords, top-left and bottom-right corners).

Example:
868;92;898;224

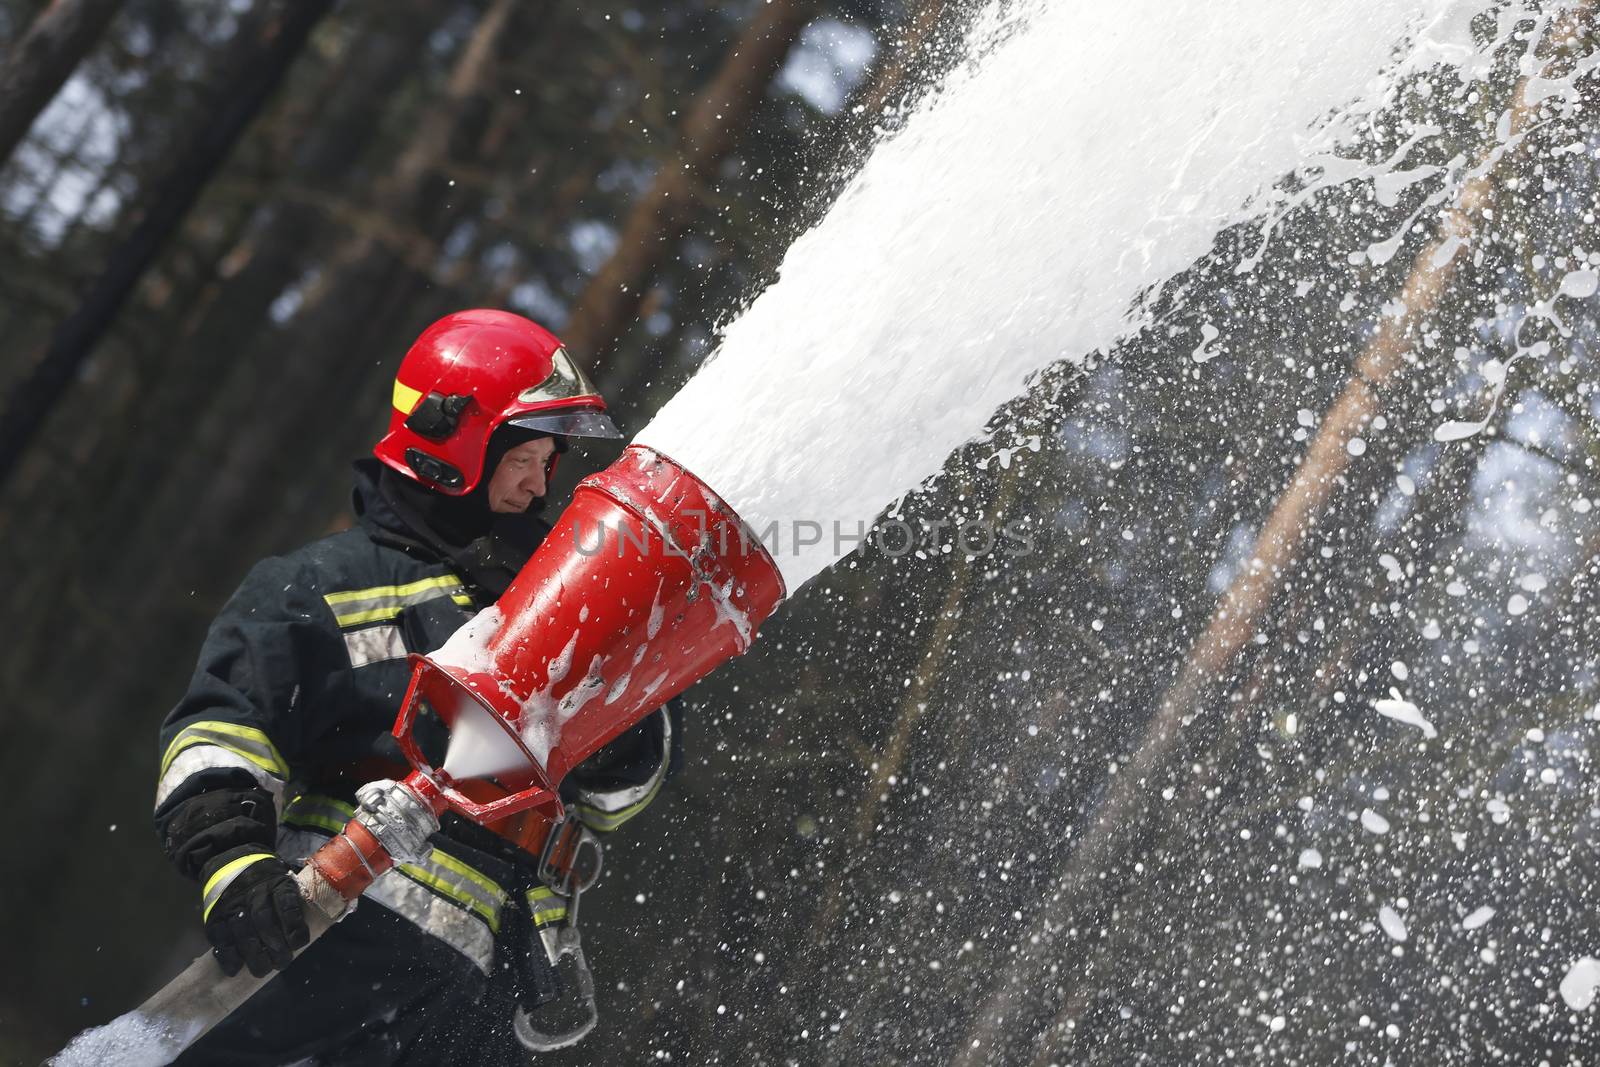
200;846;310;977
162;781;277;881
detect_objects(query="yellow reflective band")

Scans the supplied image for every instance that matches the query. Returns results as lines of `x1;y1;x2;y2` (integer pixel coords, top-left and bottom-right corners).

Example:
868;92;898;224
287;794;355;815
201;853;275;921
331;595;473;629
282;809;346;835
322;574;466;606
160;721;290;780
396;864;501;934
322;575;473;628
161;735;284;781
392;379;423;415
576;770;665;833
427;848;506;903
526;886;569;927
282;794;354;835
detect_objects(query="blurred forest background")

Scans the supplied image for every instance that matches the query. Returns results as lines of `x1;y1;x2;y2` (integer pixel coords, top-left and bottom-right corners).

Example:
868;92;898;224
3;0;1600;1064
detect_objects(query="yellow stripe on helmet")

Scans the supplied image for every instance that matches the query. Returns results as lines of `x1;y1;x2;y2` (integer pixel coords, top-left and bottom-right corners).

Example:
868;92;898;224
392;379;423;414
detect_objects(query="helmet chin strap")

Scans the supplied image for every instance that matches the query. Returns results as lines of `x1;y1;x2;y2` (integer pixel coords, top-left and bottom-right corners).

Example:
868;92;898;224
377;467;551;598
381;467;498;547
383;426;567;552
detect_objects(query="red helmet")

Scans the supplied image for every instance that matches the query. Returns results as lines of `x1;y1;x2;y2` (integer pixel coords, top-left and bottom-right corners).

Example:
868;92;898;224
374;309;621;495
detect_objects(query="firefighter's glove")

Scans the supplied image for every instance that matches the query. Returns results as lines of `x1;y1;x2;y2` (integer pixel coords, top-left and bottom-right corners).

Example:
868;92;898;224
200;845;310;977
162;783;277;881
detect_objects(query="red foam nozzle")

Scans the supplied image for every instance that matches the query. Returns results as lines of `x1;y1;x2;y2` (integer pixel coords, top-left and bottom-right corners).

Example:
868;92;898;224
393;445;787;825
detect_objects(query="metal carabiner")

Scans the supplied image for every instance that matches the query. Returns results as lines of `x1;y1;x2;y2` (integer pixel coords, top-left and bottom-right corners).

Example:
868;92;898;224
513;908;598;1052
516;818;605;1053
537;812;604;897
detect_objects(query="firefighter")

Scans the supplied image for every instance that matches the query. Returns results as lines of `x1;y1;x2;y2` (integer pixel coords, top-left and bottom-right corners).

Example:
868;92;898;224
155;309;678;1064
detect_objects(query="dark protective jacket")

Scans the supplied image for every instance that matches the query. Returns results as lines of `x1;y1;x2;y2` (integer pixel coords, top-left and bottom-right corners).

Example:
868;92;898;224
155;459;681;1065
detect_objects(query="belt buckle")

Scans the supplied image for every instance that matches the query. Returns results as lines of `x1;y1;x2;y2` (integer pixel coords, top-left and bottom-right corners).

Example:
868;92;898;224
537;811;603;896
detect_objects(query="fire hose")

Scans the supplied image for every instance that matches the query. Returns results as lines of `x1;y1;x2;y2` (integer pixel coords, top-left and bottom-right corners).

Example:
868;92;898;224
54;776;600;1064
52;777;442;1066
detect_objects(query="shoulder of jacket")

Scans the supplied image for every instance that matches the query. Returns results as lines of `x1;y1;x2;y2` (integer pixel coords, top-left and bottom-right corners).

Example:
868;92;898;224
236;529;395;597
241;527;474;618
282;527;409;575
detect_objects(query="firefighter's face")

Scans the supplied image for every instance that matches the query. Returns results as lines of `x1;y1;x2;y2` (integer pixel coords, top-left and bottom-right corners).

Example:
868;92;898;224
488;437;558;514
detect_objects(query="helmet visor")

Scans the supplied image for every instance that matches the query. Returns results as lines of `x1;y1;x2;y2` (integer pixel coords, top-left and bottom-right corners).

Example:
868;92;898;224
507;409;623;439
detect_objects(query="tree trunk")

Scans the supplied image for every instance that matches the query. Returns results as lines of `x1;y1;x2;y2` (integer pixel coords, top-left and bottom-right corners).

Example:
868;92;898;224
949;12;1590;1064
0;0;334;492
0;1;447;717
559;0;821;364
0;2;470;1047
0;0;126;168
122;0;527;607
